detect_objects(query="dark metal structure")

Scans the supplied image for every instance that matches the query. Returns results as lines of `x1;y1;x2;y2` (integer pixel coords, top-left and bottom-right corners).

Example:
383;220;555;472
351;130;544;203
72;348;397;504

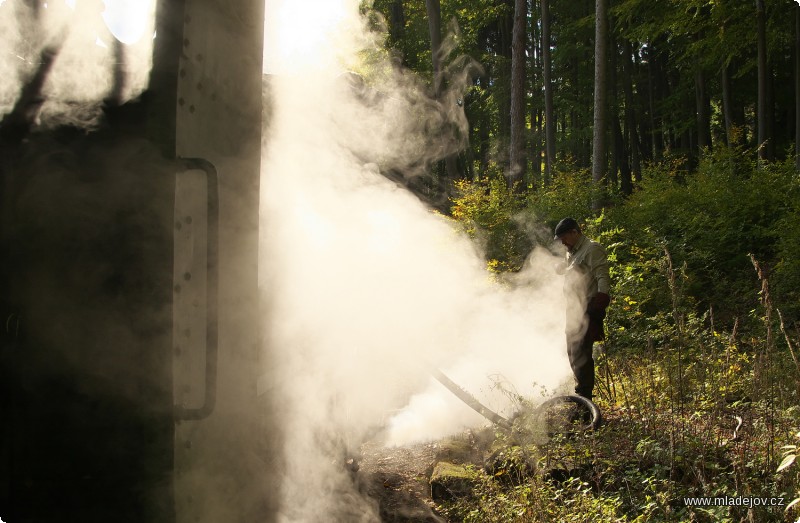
0;1;269;521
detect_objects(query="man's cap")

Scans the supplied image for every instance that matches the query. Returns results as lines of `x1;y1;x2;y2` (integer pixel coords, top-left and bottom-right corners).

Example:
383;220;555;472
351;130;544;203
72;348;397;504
554;217;580;239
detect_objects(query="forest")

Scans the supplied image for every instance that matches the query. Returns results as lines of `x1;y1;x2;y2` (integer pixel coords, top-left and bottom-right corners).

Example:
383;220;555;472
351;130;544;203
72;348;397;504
363;0;800;521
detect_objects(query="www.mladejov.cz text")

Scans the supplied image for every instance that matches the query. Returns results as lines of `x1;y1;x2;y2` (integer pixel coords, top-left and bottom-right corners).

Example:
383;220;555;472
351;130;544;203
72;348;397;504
683;496;785;508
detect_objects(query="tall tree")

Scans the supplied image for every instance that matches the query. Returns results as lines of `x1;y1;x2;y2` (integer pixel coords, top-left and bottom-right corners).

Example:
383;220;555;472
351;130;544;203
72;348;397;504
541;0;555;186
796;4;800;171
508;0;527;188
721;61;736;145
424;0;459;182
592;0;609;203
694;66;712;151
426;0;444;94
756;0;769;162
621;39;640;188
388;0;406;55
530;0;543;186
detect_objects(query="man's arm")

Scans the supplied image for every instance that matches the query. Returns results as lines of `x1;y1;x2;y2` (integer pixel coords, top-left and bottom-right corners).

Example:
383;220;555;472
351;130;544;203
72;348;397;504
587;245;611;312
591;246;611;295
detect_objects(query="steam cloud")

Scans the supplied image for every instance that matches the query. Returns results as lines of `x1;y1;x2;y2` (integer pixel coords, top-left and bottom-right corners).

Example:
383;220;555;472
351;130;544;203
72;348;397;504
0;0;155;127
260;0;574;520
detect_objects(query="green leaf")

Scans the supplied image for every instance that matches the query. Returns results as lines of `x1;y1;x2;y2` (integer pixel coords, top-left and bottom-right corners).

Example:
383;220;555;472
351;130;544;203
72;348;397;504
777;454;796;473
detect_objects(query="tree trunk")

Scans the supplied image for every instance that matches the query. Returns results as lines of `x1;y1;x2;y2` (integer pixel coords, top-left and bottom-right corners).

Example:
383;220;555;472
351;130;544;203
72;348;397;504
530;1;542;187
426;0;443;96
757;0;769;163
541;0;555;186
614;119;630;194
646;44;664;160
592;0;609;205
389;0;405;47
497;0;514;153
721;62;737;146
508;0;527;188
767;57;775;161
531;106;542;186
796;5;800;170
622;39;640;187
425;0;459;183
695;67;712;152
609;34;620;191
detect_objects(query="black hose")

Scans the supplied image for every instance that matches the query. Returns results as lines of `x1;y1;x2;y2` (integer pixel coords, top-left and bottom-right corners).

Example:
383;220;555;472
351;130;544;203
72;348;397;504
431;369;512;430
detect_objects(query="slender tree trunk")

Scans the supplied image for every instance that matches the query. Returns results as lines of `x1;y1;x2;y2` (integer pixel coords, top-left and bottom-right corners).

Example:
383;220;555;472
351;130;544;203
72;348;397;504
496;0;515;152
767;59;775;160
479;116;489;176
425;0;459;182
622;39;640;187
614;119;630;193
426;0;443;95
695;67;712;152
508;0;527;188
541;0;555;186
722;62;737;145
757;0;769;163
796;5;800;170
646;44;665;160
609;34;620;191
632;50;650;168
592;0;609;205
389;0;405;49
532;107;542;186
530;1;542;187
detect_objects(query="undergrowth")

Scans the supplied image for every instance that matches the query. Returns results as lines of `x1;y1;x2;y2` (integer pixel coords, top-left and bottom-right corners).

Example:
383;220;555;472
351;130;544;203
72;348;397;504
434;259;800;522
441;147;800;522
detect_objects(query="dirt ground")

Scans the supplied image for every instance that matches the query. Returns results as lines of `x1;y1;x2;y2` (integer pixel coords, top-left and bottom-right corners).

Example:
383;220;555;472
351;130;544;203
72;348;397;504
354;439;449;522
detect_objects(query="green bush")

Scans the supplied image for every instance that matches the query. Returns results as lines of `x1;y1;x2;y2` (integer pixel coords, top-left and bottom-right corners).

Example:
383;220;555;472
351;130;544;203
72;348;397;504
437;146;800;523
451;176;533;272
608;146;800;325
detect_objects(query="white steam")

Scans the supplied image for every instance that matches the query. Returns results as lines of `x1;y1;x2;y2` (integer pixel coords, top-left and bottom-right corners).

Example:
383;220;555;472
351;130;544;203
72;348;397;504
0;0;155;126
260;0;572;520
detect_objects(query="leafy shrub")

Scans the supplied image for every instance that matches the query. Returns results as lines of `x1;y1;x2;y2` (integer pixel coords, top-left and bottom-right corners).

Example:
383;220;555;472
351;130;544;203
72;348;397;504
450;176;534;272
608;146;800;325
438;146;800;522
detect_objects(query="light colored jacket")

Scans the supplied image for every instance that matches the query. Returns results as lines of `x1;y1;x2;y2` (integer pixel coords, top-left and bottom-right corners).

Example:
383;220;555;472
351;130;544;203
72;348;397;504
566;234;610;300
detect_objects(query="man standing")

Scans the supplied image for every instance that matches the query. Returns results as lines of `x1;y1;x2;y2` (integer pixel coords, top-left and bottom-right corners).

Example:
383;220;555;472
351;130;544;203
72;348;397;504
554;218;611;401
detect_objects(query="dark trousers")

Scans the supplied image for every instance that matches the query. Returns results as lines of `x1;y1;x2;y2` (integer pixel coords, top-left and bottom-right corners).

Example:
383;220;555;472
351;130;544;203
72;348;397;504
567;312;603;400
568;334;595;400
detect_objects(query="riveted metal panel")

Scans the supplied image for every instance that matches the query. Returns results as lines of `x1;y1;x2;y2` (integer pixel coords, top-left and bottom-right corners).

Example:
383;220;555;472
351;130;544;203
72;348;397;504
172;0;271;521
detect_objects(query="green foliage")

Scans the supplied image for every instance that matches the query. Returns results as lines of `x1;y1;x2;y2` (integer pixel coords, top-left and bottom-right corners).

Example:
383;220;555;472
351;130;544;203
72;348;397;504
450;177;533;272
435;147;800;522
525;163;604;227
778;431;800;518
609;146;800;323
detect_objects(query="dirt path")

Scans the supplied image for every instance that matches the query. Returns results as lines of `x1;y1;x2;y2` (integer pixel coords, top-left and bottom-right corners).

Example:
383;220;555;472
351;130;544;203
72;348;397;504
355;440;448;522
